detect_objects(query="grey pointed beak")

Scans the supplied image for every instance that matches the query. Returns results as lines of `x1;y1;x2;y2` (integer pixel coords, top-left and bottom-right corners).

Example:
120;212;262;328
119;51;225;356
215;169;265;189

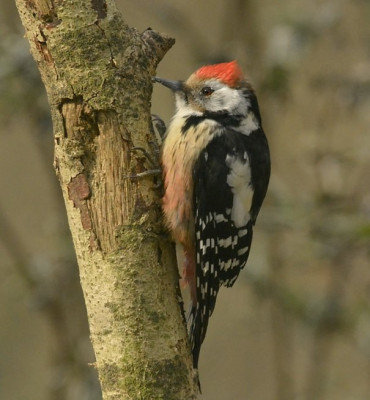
152;77;183;92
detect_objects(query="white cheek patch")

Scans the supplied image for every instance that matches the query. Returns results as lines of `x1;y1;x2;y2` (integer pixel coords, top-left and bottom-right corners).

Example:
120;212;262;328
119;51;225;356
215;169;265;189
205;85;250;115
211;88;240;110
226;154;253;228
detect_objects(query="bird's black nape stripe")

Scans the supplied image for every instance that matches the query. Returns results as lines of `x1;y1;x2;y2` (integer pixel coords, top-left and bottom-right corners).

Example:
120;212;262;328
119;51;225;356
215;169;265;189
248;92;262;124
181;112;242;135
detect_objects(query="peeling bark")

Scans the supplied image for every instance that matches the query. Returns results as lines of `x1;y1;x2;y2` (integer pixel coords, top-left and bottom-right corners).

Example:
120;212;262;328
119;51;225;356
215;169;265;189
15;0;198;398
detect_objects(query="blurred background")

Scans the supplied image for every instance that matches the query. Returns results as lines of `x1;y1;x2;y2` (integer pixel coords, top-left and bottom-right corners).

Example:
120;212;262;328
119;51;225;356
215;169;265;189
1;0;370;399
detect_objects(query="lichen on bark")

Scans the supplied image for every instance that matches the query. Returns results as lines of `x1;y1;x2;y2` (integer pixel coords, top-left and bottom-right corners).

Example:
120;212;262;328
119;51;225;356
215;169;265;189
15;0;198;398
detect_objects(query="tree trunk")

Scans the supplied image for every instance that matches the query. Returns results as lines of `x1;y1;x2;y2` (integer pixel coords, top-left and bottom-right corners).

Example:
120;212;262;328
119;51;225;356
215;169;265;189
15;0;198;398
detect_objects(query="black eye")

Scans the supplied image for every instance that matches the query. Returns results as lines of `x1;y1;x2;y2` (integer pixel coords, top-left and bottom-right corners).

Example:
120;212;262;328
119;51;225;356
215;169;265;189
201;86;214;96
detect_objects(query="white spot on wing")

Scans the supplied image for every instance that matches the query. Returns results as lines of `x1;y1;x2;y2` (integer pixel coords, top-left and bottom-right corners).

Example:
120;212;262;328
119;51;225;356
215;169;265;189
204;262;209;272
232;258;240;267
220;260;232;271
214;213;228;223
219;237;232;248
237;246;249;256
218;235;238;248
238;228;249;237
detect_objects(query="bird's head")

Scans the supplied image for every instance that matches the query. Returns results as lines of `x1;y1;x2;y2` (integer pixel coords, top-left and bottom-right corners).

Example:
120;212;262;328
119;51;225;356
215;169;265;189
153;61;259;121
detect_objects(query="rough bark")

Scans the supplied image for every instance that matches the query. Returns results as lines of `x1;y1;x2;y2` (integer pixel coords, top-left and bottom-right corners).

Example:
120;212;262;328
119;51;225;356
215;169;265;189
15;0;198;398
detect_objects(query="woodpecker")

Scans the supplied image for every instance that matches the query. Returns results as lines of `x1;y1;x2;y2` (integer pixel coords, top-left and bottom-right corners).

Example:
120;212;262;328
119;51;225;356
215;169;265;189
153;61;270;369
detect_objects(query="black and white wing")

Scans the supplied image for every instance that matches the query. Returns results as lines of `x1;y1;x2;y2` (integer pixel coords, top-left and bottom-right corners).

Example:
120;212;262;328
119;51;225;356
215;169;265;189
189;128;270;368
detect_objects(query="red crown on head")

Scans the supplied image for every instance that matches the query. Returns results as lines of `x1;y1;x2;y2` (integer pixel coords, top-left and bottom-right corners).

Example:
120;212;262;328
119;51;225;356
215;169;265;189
195;61;243;87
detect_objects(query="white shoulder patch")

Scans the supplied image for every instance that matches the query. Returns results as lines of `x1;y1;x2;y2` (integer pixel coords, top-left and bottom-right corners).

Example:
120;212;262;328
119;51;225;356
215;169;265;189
226;154;253;228
234;112;259;136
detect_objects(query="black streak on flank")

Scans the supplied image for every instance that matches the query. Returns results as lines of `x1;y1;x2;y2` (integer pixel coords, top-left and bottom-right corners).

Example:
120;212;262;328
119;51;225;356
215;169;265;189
181;112;242;135
91;0;107;19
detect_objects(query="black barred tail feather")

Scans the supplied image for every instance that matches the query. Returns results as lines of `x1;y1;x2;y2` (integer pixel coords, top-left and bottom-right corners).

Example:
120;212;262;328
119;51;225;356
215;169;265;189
189;304;203;392
189;304;202;370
